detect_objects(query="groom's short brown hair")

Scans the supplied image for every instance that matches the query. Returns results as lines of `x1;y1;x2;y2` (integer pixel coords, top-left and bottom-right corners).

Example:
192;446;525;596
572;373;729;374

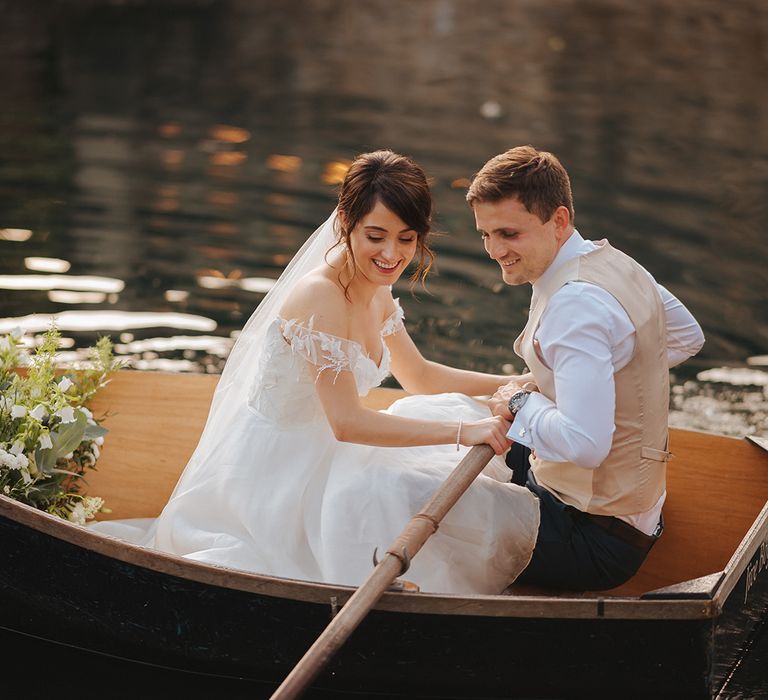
466;145;574;223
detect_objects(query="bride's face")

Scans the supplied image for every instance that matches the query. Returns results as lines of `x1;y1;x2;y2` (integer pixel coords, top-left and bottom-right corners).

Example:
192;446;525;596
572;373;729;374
347;200;418;285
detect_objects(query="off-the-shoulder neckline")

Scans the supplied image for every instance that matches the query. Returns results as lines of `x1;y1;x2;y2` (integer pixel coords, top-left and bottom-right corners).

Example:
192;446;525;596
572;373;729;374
277;304;401;370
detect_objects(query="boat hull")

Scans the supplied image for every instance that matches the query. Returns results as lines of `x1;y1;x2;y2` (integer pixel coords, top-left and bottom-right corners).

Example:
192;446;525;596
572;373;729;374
3;510;765;699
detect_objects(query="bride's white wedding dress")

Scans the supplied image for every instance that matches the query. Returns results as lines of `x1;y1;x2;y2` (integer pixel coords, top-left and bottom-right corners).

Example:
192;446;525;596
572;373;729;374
92;300;540;594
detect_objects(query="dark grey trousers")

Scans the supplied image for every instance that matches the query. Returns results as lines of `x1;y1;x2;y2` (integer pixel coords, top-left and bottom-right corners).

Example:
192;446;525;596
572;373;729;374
507;443;653;591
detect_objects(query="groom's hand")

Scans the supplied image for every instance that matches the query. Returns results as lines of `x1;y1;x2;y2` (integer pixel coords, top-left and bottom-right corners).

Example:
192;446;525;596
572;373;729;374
488;381;525;420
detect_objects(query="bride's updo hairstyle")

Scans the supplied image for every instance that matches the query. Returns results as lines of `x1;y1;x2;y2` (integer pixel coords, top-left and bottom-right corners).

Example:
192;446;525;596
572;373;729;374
334;149;434;292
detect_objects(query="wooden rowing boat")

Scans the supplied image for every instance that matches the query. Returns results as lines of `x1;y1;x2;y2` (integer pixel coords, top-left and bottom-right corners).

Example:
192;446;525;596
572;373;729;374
1;371;767;698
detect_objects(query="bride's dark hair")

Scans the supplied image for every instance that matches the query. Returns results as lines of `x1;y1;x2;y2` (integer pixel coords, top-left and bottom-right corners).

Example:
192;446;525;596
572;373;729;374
333;150;434;294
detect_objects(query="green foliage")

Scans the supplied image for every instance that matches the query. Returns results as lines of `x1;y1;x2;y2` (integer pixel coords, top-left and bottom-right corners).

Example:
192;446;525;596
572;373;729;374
0;324;122;523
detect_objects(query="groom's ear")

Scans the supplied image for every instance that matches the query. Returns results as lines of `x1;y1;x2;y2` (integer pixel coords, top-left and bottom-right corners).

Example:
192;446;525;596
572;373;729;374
552;205;571;238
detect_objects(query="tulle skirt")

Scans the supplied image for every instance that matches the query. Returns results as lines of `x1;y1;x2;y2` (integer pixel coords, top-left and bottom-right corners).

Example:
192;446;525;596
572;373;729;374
91;393;539;595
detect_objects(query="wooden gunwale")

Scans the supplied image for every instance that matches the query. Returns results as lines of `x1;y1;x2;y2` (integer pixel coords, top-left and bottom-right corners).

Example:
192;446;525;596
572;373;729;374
713;498;768;609
0;491;717;621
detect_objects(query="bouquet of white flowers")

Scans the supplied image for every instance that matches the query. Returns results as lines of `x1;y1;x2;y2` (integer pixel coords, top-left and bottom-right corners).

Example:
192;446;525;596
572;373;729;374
0;326;121;524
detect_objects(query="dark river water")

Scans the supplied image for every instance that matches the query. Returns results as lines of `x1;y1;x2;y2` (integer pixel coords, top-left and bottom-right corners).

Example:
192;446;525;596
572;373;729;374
0;1;767;697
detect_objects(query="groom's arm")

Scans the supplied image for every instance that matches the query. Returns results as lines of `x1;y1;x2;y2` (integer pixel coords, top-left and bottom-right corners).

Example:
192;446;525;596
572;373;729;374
486;373;536;418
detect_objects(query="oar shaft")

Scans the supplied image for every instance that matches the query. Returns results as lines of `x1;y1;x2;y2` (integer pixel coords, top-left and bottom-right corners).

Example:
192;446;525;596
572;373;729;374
269;552;403;700
270;444;495;700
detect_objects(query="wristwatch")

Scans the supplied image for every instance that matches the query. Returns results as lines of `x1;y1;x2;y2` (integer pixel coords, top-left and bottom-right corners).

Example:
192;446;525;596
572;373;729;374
507;389;531;416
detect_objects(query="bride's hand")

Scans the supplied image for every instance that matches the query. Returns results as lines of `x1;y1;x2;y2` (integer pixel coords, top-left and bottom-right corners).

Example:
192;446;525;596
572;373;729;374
460;416;513;455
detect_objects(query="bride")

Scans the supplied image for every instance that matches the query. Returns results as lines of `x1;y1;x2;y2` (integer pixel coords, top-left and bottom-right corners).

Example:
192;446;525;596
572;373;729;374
93;150;539;594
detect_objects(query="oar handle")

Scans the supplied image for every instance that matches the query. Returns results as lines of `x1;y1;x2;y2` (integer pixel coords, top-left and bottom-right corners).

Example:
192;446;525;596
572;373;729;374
270;444;496;700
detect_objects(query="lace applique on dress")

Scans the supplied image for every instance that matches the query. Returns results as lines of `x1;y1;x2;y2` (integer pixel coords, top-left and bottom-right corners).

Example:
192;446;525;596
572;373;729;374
266;298;406;399
280;316;357;382
381;298;405;337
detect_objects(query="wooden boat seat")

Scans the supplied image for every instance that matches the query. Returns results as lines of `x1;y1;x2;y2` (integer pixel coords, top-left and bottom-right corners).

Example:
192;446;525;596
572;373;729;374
86;371;768;598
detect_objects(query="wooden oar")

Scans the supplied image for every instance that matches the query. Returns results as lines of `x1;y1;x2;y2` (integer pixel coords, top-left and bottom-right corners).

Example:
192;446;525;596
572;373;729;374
269;443;496;700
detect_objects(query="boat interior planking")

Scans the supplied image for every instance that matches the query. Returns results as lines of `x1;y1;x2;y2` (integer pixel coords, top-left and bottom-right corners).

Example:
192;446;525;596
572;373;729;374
78;371;768;605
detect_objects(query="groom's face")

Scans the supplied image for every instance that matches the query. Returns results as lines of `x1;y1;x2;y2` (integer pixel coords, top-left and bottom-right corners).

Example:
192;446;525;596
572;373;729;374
473;197;570;286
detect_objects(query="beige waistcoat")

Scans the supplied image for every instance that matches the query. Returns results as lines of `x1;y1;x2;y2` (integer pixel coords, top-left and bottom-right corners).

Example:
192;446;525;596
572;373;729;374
514;240;670;516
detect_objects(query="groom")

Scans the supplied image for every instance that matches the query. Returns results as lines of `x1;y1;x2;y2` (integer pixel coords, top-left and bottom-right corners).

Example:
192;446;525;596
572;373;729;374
468;145;704;590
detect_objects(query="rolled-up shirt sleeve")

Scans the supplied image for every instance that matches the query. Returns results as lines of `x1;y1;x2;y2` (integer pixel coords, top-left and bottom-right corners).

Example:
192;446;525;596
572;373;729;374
656;283;705;367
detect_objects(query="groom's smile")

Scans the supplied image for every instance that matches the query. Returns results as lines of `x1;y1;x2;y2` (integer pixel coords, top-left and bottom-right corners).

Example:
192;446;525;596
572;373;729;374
473;196;572;286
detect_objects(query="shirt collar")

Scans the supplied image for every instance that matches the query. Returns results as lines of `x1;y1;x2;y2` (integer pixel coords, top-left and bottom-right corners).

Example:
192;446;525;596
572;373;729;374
531;229;593;301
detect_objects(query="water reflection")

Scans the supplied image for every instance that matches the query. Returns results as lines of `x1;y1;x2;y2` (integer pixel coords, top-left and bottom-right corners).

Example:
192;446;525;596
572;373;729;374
0;0;766;445
196;273;275;294
1;229;33;242
24;257;71;273
0;275;124;292
47;290;107;304
114;335;233;357
698;368;768;387
164;289;190;303
0;311;217;334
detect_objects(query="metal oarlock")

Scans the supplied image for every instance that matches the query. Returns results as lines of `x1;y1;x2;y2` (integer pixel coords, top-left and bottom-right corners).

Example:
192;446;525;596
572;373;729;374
372;545;410;575
371;546;417;592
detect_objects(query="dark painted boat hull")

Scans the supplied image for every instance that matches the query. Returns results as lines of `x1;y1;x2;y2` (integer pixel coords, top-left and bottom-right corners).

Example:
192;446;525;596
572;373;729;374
2;508;767;699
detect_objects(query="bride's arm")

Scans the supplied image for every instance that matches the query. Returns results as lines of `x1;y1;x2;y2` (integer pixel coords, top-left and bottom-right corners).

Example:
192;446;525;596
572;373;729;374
314;371;511;454
279;281;511;453
386;327;532;396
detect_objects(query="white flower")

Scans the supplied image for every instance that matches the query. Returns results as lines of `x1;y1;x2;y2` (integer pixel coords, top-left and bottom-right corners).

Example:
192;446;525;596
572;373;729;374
68;502;87;525
79;407;93;420
64;452;74;459
92;444;100;459
0;337;9;351
20;469;32;485
83;496;104;519
0;449;13;469
0;449;27;471
38;433;53;450
9;441;24;455
29;404;47;421
11;405;27;418
58;376;73;392
10;327;23;340
95;436;104;446
3;485;9;494
55;406;76;424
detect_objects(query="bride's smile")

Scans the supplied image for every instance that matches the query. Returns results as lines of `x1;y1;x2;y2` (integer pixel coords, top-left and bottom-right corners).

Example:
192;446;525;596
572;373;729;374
348;200;418;286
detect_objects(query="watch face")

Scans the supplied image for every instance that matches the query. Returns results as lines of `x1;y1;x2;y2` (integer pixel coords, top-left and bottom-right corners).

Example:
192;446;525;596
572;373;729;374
508;390;529;415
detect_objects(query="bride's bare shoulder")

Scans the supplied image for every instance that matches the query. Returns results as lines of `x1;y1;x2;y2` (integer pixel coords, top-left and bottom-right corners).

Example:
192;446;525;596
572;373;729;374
279;270;347;333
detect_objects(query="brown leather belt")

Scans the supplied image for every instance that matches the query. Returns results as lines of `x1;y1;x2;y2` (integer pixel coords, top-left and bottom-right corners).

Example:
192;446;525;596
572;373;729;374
576;510;663;554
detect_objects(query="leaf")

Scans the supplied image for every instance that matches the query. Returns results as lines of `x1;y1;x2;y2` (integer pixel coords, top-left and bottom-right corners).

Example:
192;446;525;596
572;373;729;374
30;479;62;499
35;412;87;474
50;468;84;478
84;423;108;440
